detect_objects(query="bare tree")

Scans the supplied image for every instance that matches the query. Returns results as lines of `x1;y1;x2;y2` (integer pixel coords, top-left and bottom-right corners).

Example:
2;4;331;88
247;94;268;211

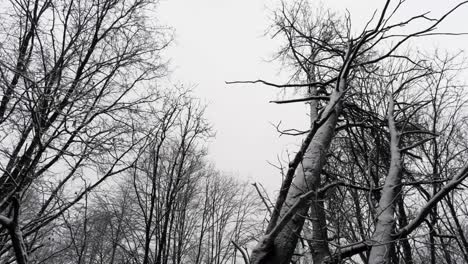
228;1;468;263
132;91;212;264
0;0;169;262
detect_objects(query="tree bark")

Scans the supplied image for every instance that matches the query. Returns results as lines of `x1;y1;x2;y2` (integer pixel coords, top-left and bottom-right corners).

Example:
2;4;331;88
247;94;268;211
369;99;401;264
249;87;343;264
0;198;28;264
306;84;330;264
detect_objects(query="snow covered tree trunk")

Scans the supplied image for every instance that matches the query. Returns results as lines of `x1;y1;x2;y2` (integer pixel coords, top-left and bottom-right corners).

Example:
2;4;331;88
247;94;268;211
368;98;401;264
263;110;338;264
249;82;344;264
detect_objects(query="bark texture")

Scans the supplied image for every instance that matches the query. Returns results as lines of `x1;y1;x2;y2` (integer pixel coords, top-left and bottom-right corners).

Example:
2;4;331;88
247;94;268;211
265;113;338;264
306;85;330;264
250;88;343;264
369;99;401;264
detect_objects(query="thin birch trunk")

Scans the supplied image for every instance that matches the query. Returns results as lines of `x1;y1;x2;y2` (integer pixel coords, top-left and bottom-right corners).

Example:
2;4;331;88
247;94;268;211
369;98;401;264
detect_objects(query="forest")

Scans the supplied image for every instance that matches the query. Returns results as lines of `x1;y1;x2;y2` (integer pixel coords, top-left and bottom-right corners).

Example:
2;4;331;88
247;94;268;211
1;0;468;264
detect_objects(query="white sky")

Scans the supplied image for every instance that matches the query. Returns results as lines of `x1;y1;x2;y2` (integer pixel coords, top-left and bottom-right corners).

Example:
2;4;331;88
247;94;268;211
157;0;468;191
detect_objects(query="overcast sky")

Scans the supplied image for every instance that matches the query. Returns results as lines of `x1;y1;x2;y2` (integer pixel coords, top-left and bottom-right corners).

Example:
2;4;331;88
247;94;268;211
157;0;468;191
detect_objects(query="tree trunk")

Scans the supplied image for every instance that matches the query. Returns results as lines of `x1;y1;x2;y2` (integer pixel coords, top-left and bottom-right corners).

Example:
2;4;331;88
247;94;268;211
306;85;330;264
369;99;401;264
250;97;341;263
308;198;330;263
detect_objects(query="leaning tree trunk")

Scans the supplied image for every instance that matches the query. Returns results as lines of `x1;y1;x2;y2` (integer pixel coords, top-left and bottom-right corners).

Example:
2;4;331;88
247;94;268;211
249;84;344;264
264;111;338;264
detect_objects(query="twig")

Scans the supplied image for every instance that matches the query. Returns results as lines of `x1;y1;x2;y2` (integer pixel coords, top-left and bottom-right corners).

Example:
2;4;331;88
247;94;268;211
252;183;272;215
232;240;250;264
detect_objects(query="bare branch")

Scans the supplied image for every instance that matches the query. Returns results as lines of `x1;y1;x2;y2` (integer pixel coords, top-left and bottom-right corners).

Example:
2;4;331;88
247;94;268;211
225;78;336;89
270;96;330;104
